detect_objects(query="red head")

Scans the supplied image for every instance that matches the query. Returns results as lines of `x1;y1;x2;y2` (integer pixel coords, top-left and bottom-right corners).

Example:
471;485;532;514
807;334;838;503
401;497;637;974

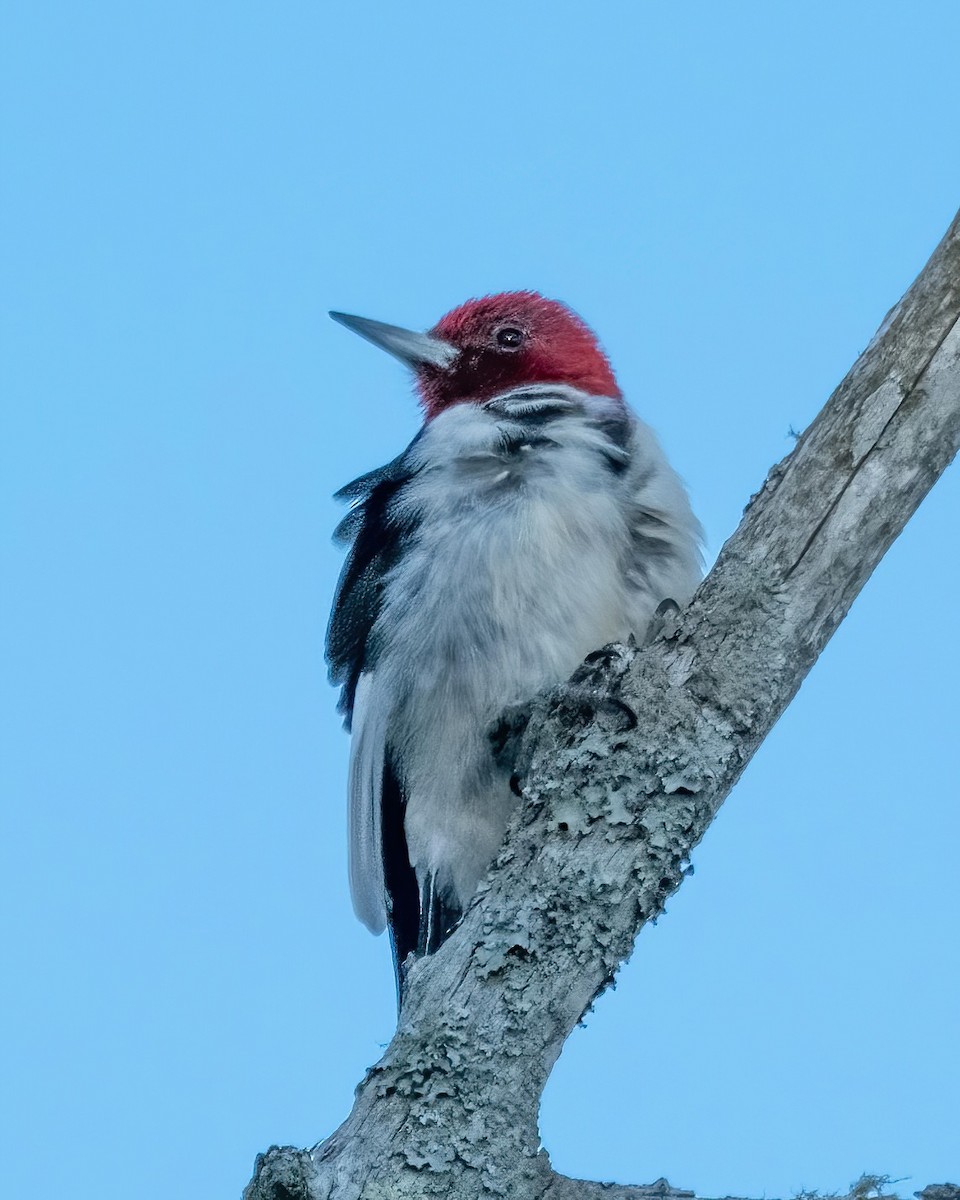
330;292;621;421
420;292;621;418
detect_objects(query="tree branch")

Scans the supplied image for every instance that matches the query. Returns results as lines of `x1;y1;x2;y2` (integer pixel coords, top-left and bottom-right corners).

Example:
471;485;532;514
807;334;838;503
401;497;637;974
542;1174;697;1199
246;210;960;1200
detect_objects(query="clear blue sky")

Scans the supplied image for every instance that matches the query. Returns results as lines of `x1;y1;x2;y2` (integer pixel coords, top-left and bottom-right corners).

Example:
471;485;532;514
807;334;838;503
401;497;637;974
2;3;958;1197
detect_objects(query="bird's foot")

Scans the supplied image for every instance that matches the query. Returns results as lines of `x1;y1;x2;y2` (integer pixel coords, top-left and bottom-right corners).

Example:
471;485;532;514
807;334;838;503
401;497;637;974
643;598;682;646
551;682;638;733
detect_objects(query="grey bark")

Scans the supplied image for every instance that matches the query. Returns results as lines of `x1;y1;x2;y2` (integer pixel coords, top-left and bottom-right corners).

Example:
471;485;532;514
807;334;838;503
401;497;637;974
245;210;960;1200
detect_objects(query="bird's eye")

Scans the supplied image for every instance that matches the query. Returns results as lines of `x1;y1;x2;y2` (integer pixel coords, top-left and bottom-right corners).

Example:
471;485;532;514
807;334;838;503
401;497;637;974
495;326;524;350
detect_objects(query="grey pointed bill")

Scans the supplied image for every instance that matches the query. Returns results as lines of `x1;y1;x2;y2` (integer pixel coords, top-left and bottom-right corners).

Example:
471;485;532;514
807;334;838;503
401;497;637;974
329;311;458;370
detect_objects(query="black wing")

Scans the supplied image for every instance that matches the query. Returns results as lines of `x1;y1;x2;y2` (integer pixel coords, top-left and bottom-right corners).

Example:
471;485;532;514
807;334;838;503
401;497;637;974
325;444;421;728
326;436;465;1004
326;441;430;1005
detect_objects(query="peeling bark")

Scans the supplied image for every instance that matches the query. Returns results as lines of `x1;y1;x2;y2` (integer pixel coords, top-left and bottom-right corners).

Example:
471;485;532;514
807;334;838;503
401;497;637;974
246;210;960;1200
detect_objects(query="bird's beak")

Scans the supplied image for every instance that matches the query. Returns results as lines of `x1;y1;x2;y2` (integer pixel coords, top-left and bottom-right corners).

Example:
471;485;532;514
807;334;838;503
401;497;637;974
330;311;458;370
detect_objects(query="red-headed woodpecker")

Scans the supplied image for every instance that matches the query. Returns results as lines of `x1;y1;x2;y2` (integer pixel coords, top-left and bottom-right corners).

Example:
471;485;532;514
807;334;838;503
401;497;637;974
327;292;702;998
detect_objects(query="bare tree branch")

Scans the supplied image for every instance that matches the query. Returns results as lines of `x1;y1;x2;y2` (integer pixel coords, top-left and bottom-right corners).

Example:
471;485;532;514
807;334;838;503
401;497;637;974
540;1179;960;1200
246;210;960;1200
542;1175;696;1199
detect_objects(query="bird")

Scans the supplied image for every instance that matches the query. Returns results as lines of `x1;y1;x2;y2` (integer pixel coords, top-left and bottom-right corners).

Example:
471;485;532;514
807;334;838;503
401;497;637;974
326;292;702;1000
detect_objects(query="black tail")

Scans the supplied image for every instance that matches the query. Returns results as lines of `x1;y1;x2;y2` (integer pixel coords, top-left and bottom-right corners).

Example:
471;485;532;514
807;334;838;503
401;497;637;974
380;756;462;1007
380;757;419;1004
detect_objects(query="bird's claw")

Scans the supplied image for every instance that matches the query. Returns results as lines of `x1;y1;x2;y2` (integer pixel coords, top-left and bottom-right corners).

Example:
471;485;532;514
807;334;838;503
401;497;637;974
551;681;637;732
643;597;682;646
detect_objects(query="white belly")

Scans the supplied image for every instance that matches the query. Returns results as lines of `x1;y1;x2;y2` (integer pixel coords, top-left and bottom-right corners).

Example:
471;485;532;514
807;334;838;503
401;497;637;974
375;411;638;906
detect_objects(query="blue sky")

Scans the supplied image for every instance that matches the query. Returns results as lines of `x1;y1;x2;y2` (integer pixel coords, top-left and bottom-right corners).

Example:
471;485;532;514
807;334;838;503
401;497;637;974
2;3;958;1197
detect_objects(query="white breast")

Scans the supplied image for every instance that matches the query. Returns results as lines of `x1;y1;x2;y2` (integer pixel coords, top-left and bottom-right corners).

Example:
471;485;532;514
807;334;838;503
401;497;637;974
351;387;701;921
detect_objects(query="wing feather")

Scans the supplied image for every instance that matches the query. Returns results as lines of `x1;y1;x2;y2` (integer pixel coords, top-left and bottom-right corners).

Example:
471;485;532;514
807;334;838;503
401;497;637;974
347;672;388;932
326;449;419;726
325;447;421;934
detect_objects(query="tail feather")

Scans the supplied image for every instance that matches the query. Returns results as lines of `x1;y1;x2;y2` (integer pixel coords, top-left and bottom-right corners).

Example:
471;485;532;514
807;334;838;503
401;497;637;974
380;755;419;1001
